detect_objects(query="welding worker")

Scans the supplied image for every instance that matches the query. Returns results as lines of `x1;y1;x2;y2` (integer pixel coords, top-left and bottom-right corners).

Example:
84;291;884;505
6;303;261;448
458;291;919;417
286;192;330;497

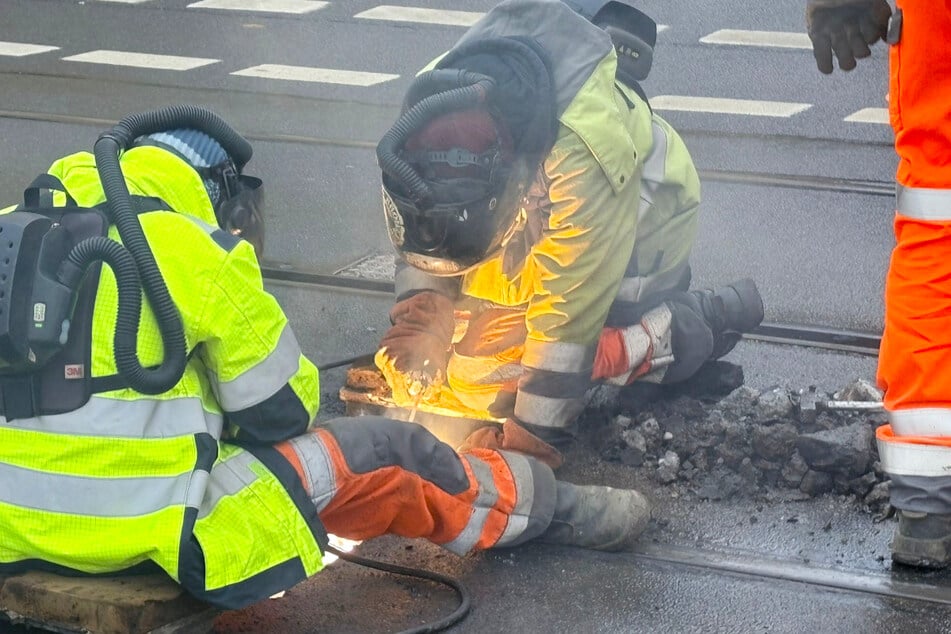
373;0;765;453
0;106;653;611
806;0;951;569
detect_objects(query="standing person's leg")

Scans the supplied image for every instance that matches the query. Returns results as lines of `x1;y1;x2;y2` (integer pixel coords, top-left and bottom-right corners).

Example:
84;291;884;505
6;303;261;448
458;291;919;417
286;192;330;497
275;417;651;553
874;0;951;568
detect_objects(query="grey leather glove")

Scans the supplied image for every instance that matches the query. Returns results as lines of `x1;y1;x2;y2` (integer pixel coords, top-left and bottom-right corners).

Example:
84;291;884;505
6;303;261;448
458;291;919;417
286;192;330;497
806;0;891;74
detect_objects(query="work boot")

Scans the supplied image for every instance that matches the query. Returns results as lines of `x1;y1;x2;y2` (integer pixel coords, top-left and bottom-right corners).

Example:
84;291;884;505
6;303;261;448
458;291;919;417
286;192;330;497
891;510;951;569
536;481;651;552
690;278;764;358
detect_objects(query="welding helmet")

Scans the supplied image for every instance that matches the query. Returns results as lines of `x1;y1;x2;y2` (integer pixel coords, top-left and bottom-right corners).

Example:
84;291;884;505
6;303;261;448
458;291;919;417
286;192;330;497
561;0;657;83
377;38;555;276
135;129;265;253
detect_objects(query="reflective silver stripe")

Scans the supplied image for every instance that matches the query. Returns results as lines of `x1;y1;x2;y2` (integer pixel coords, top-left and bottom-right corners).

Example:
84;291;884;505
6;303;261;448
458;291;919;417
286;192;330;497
514;390;585;429
198;449;261;520
889;408;951;437
896;185;951;221
448;353;523;386
615;261;690;304
0;395;223;439
641;119;669;184
185;469;210;510
286;432;336;512
495;451;536;546
877;437;951;477
0;461;194;517
642;304;674;374
212;324;302;411
522;340;593;373
443;455;500;555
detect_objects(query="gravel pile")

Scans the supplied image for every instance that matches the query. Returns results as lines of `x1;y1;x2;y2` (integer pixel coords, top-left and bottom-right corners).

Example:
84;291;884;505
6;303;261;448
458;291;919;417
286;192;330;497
581;361;892;517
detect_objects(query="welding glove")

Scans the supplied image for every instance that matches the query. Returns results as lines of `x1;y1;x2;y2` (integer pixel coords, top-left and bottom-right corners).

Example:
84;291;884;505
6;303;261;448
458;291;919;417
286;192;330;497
375;291;455;407
458;418;564;470
806;0;891;74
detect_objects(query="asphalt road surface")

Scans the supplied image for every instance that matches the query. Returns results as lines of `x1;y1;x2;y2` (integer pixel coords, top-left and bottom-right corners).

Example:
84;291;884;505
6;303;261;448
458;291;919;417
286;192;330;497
4;2;945;633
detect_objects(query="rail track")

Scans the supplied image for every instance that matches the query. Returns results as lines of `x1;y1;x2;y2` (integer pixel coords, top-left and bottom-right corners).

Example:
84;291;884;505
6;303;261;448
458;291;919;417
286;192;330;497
632;542;951;608
261;265;883;359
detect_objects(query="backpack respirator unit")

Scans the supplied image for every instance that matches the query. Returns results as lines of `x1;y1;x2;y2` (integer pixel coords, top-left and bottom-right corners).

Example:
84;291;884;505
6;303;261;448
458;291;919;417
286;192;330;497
0;105;252;419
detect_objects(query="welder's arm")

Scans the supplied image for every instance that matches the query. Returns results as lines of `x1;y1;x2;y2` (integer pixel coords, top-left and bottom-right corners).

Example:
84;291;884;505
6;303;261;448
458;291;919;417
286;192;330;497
515;131;638;437
375;289;456;406
806;0;891;74
198;241;320;443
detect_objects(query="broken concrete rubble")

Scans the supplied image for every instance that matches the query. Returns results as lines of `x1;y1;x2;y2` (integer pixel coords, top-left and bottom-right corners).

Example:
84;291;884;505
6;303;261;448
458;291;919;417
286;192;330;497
585;363;893;517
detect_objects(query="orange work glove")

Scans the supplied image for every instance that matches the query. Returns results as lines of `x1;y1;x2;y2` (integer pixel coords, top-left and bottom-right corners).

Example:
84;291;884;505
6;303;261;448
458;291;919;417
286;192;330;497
375;291;455;406
458;419;564;470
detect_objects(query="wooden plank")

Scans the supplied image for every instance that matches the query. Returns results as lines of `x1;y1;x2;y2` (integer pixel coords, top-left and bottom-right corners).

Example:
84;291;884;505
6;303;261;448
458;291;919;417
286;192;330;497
0;571;215;634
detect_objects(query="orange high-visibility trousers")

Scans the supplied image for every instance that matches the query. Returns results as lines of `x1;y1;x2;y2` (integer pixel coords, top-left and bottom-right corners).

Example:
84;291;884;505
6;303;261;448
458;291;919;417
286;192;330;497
276;417;557;554
875;0;951;513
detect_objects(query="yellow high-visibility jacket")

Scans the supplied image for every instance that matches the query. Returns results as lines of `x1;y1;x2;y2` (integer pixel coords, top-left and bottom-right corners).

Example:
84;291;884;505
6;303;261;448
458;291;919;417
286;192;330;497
0;146;324;609
394;0;701;429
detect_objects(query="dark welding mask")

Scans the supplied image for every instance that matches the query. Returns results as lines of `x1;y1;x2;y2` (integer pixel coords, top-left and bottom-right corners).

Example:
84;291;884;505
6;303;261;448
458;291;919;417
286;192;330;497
214;172;265;255
562;0;657;83
378;71;526;276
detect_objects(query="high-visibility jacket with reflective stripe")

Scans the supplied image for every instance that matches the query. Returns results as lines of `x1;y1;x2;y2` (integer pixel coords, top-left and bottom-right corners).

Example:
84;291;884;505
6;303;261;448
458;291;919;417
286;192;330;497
874;2;951;513
0;147;325;609
394;0;699;429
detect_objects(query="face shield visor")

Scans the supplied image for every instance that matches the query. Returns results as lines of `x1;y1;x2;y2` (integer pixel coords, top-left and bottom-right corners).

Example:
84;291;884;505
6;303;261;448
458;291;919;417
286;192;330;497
382;159;525;275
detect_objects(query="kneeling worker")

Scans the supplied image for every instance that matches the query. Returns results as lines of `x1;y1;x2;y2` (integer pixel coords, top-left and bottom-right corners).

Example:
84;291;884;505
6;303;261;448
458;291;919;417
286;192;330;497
372;0;765;451
0;105;651;611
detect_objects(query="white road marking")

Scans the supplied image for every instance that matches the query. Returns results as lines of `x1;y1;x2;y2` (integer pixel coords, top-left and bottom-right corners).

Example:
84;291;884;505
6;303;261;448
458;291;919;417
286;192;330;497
355;5;670;31
232;64;399;86
62;50;219;71
845;107;889;124
0;41;59;57
699;29;812;49
355;5;485;26
93;0;153;3
652;95;812;117
187;0;328;13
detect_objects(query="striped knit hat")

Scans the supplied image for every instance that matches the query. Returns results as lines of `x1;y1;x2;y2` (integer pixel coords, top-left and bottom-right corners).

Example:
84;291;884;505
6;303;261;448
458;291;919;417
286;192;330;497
145;129;230;206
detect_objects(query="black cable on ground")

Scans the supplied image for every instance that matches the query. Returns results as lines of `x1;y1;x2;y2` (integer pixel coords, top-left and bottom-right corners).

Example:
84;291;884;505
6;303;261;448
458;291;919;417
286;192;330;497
324;545;472;634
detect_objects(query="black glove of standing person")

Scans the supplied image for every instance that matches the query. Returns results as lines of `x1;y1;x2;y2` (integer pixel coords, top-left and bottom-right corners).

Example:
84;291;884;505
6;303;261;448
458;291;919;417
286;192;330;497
806;0;892;74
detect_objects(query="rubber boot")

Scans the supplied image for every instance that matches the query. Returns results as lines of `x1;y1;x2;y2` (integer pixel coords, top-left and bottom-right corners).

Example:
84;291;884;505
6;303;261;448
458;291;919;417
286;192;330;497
536;481;651;552
690;278;764;358
891;510;951;569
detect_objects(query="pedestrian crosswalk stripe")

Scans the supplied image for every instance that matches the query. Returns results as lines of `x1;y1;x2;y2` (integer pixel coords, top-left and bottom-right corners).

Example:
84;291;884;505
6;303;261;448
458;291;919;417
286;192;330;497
232;64;399;86
355;5;484;27
62;50;219;71
187;0;328;13
699;29;812;49
354;5;669;30
0;41;59;57
652;95;811;117
844;108;888;124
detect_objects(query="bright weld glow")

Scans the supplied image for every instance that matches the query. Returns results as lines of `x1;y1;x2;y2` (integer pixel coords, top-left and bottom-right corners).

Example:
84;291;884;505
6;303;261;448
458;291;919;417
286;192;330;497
322;533;363;566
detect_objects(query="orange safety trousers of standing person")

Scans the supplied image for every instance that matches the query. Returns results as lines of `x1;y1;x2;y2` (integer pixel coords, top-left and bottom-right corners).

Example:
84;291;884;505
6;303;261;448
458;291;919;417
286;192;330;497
875;0;951;513
274;417;557;555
